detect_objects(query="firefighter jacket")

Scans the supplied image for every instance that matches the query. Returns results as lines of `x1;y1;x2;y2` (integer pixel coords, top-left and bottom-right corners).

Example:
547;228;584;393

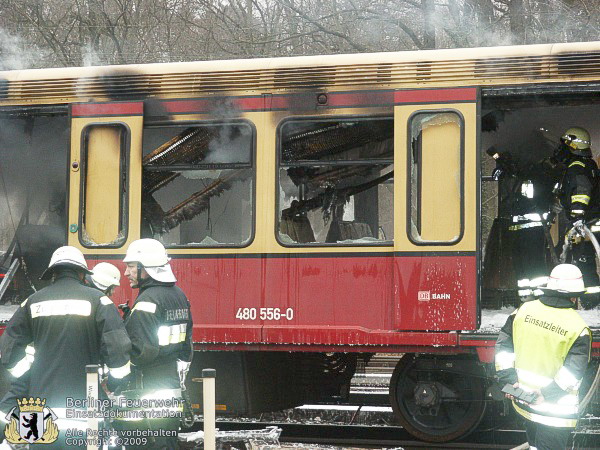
124;277;193;390
0;269;132;409
495;296;591;428
561;155;600;219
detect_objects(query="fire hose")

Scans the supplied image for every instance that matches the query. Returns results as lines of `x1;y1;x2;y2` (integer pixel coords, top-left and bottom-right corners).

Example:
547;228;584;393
559;220;600;414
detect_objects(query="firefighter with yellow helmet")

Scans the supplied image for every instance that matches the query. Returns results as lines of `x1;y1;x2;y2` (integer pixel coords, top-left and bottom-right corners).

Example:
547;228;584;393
554;127;600;308
495;264;591;450
557;127;599;220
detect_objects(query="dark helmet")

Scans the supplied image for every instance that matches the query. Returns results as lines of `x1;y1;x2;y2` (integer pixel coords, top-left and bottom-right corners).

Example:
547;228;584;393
561;127;592;157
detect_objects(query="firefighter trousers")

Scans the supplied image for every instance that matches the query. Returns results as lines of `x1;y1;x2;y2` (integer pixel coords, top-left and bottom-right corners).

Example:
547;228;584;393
525;420;571;450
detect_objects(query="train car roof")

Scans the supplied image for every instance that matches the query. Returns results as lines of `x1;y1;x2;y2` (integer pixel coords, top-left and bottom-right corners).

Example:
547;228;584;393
1;41;600;103
1;41;600;80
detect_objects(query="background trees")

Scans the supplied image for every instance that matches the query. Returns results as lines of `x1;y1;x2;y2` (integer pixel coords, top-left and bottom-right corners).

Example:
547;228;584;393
1;0;600;69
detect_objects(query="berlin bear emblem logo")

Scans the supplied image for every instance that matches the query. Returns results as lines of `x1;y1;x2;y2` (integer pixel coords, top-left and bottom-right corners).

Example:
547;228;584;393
4;397;58;444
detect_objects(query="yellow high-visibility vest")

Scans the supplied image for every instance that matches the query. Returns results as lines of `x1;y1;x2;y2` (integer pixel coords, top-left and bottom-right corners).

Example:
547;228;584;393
512;299;590;428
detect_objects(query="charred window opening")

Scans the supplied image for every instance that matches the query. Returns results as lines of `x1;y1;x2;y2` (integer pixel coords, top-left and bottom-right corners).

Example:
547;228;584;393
408;111;463;245
480;93;600;314
277;117;393;246
80;123;129;248
0;110;69;292
141;122;254;247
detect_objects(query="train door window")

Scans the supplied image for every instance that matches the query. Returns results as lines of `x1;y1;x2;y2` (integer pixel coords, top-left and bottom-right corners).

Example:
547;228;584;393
141;122;254;247
408;111;463;244
80;123;128;247
277;117;394;246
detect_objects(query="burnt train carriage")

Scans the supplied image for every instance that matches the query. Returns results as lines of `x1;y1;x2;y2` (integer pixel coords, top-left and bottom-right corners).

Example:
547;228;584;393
0;42;600;443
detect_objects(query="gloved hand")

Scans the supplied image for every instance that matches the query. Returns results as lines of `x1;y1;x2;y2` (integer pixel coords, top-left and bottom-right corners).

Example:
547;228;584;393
118;303;131;320
491;167;503;180
569;233;584;245
177;360;191;388
551;199;563;215
570;209;585;220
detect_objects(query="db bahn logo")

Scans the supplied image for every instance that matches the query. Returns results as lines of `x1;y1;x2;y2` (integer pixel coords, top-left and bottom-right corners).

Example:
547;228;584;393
418;291;451;301
418;291;431;301
4;397;58;444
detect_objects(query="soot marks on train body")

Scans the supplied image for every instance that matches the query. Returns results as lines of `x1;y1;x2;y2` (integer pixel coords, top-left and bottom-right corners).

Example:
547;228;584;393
0;79;8;100
77;68;157;101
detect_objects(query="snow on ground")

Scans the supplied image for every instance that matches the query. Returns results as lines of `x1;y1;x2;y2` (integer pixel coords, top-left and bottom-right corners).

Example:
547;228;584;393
477;307;514;334
580;308;600;329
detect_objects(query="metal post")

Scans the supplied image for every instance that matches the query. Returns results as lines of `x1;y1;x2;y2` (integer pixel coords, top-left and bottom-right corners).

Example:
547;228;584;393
202;368;216;450
85;364;100;450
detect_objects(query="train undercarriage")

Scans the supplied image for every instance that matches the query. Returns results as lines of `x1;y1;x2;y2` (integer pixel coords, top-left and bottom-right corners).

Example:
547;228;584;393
186;348;599;443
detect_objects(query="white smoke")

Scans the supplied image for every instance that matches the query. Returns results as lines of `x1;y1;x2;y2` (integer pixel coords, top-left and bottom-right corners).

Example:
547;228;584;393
81;42;104;67
0;29;44;70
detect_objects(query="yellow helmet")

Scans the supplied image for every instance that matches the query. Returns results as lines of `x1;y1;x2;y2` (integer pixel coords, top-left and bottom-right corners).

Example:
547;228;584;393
561;127;591;155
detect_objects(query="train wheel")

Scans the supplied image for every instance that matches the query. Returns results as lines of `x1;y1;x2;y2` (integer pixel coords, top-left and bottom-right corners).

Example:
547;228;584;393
389;354;487;443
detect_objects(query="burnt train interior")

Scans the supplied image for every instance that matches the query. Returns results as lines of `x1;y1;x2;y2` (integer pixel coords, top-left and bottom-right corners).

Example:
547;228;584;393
277;117;394;246
141;123;254;246
481;86;600;317
138;118;395;247
0;107;69;299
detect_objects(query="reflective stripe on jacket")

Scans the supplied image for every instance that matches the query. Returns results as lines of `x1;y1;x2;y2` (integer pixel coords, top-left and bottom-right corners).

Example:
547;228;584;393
0;270;132;409
125;278;193;390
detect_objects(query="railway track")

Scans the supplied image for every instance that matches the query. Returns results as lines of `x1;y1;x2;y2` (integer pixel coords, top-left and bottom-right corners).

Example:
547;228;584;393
192;417;600;449
198;420;528;449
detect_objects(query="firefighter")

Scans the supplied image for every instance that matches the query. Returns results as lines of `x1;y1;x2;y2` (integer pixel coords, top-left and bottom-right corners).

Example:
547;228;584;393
121;238;193;449
87;261;121;297
556;127;600;308
495;264;592;450
486;147;560;295
0;246;132;448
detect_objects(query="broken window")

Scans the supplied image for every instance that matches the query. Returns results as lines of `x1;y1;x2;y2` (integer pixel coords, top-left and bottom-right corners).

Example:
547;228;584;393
409;112;463;244
141;123;254;247
81;123;128;247
277;117;394;245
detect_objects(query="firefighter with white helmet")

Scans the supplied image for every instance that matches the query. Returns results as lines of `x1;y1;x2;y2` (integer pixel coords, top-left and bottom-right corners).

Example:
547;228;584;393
0;246;132;448
88;262;121;296
119;238;192;449
495;264;592;450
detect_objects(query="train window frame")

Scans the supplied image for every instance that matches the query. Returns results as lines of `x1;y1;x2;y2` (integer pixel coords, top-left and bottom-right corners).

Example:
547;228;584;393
406;109;465;246
141;119;257;249
275;114;395;248
78;122;130;249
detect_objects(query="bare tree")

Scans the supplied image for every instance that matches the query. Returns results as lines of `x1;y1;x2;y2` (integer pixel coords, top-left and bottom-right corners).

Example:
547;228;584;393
1;0;600;69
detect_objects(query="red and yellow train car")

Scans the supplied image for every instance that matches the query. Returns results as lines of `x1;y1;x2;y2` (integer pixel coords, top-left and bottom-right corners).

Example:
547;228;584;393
1;41;600;442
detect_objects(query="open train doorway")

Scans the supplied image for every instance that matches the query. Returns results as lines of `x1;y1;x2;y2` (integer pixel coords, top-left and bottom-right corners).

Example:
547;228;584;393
480;86;600;316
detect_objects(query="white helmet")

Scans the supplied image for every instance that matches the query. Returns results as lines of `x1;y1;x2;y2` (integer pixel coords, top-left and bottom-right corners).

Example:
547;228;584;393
544;264;585;295
41;246;91;280
123;239;176;283
91;262;121;291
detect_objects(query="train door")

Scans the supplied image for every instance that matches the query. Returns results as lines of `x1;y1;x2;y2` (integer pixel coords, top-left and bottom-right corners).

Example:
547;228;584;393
393;88;479;331
67;102;143;252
